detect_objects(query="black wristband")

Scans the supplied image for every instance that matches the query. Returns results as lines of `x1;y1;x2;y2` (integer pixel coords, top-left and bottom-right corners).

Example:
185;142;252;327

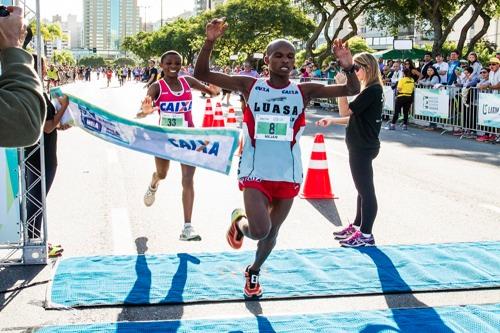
341;65;355;74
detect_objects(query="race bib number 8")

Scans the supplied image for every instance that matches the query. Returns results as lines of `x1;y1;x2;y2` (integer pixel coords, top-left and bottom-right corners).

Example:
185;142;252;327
255;114;292;141
160;113;185;128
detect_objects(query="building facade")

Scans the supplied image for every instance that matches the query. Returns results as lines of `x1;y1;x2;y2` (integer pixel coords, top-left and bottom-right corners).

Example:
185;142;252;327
83;0;141;52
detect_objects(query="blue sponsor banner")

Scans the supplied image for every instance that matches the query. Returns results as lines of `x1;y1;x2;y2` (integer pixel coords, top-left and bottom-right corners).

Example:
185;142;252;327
0;148;20;243
50;88;240;174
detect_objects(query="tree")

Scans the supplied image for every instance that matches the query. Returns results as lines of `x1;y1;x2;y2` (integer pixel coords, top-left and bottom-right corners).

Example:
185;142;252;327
52;50;76;65
365;0;499;55
79;56;106;67
122;0;315;66
202;0;315;65
114;57;136;66
300;0;383;65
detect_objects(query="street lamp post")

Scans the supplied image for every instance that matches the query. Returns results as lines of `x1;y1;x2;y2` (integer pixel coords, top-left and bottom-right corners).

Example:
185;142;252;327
140;5;150;32
160;0;163;27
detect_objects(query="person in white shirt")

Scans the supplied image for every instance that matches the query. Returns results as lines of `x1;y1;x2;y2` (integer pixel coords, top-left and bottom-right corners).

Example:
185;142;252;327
487;58;500;91
433;54;448;84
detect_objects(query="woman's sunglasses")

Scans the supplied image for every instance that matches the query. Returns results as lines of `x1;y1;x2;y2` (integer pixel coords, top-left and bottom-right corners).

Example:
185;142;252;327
353;63;363;72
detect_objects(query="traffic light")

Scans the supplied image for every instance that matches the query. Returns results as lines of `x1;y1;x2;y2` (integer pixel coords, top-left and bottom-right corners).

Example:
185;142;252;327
93;47;97;53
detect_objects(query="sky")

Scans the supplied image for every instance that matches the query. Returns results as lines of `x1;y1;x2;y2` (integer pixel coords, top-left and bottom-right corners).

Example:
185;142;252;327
33;0;195;22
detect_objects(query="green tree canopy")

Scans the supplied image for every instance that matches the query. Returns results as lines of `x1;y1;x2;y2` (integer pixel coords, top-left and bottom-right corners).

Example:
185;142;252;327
52;50;76;65
122;0;315;65
114;57;136;66
79;56;106;67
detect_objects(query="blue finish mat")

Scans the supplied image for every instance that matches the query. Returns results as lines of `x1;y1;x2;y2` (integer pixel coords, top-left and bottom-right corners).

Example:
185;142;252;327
37;304;500;332
48;241;500;308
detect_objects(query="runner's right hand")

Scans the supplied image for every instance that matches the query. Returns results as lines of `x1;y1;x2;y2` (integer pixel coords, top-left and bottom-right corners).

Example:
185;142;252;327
206;18;228;42
141;96;158;115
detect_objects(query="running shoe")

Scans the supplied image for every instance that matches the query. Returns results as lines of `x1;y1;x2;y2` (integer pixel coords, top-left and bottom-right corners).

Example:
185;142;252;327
402;124;408;131
143;184;158;207
179;225;202;241
244;265;263;298
384;123;395;130
340;231;375;247
227;208;246;249
333;223;357;240
48;244;64;258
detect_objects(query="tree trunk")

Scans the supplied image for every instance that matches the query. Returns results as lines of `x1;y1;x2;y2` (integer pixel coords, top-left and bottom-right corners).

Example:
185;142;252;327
457;0;488;55
467;9;491;54
305;11;327;59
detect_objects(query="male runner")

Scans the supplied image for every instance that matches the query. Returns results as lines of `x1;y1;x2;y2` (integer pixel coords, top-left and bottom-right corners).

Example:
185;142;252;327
194;18;359;297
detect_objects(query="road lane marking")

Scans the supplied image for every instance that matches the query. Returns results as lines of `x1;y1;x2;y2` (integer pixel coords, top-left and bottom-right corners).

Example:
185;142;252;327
111;208;134;255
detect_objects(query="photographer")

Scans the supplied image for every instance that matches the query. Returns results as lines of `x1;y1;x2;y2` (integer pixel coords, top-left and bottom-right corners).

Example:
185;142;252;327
0;6;45;147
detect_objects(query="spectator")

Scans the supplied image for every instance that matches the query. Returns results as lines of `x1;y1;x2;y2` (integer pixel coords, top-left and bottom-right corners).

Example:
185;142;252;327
0;6;46;147
419;52;434;79
467;52;482;81
389;60;402;89
487;57;500;91
311;64;322;78
386;68;415;130
381;65;391;82
325;61;339;84
418;66;440;86
433;53;449;84
144;59;158;88
477;68;490;90
456;66;479;88
378;57;384;72
403;59;421;81
447;50;461;85
26;54;70;258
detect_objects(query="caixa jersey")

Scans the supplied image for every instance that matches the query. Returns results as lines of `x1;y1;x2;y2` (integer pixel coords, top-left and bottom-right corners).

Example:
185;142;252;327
154;77;194;128
238;79;306;183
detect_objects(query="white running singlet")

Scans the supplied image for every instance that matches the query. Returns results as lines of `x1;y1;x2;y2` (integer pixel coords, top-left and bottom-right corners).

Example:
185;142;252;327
238;79;306;183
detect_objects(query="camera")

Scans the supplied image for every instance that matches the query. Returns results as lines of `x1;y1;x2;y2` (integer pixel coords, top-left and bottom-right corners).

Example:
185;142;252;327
0;5;33;49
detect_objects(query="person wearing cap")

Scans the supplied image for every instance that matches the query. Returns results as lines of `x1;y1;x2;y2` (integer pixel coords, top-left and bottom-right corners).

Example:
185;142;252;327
487;57;500;91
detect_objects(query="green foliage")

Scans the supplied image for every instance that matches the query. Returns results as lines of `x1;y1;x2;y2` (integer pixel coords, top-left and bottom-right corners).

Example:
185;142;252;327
469;39;498;64
78;56;107;67
52;50;75;65
122;0;315;66
30;21;66;42
114;57;136;66
295;49;307;67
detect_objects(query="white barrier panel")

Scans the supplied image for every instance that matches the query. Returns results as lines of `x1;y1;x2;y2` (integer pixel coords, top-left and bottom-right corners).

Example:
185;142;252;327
383;85;394;111
0;148;21;243
478;93;500;128
414;88;449;119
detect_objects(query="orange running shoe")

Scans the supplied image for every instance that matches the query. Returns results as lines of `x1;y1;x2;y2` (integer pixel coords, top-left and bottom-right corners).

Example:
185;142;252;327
227;208;245;249
244;265;263;298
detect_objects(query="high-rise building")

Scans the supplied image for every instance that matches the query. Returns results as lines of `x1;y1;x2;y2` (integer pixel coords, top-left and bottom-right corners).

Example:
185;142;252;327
83;0;141;52
65;14;82;49
194;0;226;15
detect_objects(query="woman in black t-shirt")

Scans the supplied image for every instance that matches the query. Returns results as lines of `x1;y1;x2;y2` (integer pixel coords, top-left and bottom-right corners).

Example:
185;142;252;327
316;52;383;247
26;55;70;257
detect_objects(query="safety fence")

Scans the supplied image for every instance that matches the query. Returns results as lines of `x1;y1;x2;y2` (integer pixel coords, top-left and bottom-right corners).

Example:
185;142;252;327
300;78;500;137
381;84;500;137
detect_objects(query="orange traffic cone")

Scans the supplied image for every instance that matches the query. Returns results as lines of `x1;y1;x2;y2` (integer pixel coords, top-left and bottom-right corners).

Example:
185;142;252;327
212;102;226;127
300;134;335;199
226;107;237;127
202;98;214;127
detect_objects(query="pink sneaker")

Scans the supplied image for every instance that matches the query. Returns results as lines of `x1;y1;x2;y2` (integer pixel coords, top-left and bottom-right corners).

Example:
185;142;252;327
333;223;357;240
339;231;375;247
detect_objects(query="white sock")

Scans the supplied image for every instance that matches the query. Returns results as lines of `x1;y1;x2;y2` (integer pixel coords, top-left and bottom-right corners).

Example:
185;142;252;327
184;223;191;229
353;225;360;230
362;232;371;237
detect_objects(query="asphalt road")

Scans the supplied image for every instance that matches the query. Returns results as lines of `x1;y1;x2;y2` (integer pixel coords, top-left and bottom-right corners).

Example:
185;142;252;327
1;78;499;331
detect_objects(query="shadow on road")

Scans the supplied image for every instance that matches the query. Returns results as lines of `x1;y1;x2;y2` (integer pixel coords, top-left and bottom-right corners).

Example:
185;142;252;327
0;264;46;311
116;238;200;332
306;199;342;226
357;247;454;332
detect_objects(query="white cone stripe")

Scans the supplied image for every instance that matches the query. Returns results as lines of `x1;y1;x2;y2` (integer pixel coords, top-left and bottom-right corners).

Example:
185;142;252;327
308;160;328;169
312;143;326;152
